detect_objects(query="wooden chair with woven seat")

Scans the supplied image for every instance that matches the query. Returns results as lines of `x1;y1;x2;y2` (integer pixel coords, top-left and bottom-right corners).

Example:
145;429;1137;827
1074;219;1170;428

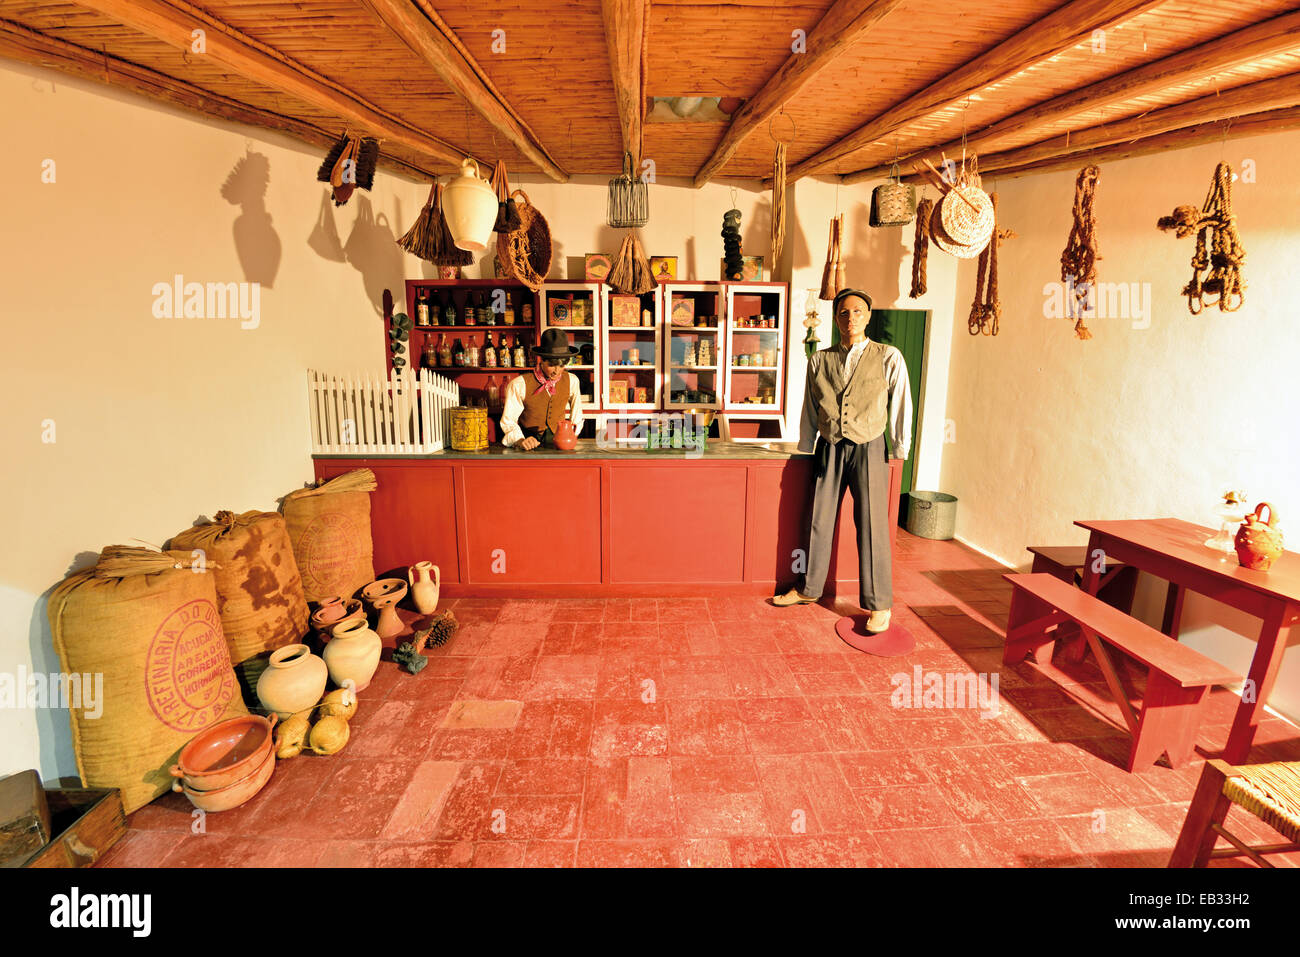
1169;759;1300;866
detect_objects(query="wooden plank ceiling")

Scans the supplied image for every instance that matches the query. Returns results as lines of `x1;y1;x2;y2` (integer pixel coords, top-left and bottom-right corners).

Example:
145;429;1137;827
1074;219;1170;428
3;0;1299;185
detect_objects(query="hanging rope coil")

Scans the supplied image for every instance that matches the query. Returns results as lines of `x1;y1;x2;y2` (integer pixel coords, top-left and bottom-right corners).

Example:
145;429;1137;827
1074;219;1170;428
1060;165;1101;340
968;193;1015;336
771;141;788;267
1157;161;1246;314
910;197;932;298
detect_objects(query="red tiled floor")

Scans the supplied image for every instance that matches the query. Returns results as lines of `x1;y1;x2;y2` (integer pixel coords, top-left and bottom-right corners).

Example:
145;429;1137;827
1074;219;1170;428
98;531;1300;868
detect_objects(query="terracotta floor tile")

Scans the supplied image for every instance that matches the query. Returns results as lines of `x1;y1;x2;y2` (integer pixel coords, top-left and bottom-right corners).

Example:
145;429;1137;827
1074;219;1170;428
625;756;676;837
498;599;555;623
676;792;769;837
657;598;712;623
872;826;997;867
496;757;587;795
1018;771;1129;817
659;655;733;699
854;784;962;830
681;838;734;867
525;655;601;699
603;598;660;622
94;829;189;868
315;841;379;867
666;699;748;755
671;754;761;793
431;761;503;841
1056;807;1176;867
600;622;666;654
441;698;524;729
595;652;662;699
727;837;785;867
540;622;604;656
551;599;606;622
576;839;681;867
968;819;1098;867
777;835;887;867
374;841;475;867
589;700;669;759
384;760;462;840
836;750;932;789
525;841;578;867
660;621;721;656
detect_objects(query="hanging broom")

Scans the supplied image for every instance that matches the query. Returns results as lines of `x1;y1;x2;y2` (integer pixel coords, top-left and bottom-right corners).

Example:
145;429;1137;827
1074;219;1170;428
491;160;521;233
608;231;655;295
317;132;349;183
397;182;439;261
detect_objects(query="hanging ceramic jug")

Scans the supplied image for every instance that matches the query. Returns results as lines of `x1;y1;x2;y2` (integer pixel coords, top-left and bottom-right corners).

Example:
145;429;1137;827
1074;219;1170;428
443;158;498;252
554;420;577;451
1235;502;1284;571
323;618;383;692
256;644;328;719
407;561;441;615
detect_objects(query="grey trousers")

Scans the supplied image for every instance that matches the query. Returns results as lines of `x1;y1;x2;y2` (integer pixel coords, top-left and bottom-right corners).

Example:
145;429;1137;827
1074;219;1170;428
799;433;892;610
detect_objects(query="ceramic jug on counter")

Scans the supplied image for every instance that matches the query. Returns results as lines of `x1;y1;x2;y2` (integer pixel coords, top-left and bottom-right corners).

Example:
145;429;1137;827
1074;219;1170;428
554;420;578;451
256;644;328;720
1235;502;1283;571
324;618;383;692
408;561;441;614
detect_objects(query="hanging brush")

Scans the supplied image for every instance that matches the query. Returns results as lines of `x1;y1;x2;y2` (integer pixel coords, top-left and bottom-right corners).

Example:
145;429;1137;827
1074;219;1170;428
607;151;649;228
397;182;439;261
317;131;349;183
432;182;472;267
491;160;521;232
608;231;656;295
354;137;379;191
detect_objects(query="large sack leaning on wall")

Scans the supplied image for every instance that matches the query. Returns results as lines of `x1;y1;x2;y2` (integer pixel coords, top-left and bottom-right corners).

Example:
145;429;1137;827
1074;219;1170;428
47;546;248;813
280;469;377;603
168;510;310;702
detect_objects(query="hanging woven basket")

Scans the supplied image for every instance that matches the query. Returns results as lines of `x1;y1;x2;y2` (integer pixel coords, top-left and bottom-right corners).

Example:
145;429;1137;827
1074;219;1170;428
930;203;989;260
940;182;994;247
871;164;916;227
607;151;649;228
495;189;552;292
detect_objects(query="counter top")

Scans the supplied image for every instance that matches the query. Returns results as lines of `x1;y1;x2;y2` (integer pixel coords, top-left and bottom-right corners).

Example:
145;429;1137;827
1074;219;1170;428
312;439;808;460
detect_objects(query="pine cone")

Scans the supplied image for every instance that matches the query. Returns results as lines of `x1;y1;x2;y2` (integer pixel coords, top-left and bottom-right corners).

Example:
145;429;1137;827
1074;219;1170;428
425;610;459;648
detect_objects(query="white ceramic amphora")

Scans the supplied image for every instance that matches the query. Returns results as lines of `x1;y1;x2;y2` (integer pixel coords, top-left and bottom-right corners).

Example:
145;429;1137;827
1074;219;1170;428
407;561;441;615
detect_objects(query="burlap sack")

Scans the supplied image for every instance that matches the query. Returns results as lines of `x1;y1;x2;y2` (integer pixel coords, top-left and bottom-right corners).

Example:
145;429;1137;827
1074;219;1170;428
47;547;247;813
280;469;377;602
168;510;309;700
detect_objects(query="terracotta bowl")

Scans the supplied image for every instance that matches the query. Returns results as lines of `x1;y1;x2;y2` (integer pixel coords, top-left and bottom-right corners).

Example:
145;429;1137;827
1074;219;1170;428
361;578;407;605
312;598;364;636
169;713;277;793
173;747;276;813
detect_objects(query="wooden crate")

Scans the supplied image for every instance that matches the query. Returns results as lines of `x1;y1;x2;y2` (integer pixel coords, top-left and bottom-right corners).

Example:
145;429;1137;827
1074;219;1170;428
21;787;126;868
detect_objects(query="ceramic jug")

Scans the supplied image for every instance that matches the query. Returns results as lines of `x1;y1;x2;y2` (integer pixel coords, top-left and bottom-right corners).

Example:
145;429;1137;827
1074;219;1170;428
554;419;578;451
323;619;383;692
443;158;497;252
407;561;441;614
256;644;328;719
1235;502;1284;571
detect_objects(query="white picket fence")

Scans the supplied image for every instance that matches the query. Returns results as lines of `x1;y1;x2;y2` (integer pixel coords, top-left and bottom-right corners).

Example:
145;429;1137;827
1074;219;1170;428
308;368;460;454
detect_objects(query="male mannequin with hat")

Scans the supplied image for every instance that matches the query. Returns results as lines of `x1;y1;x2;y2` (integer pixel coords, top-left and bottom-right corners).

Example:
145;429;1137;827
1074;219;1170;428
774;289;913;633
499;328;585;450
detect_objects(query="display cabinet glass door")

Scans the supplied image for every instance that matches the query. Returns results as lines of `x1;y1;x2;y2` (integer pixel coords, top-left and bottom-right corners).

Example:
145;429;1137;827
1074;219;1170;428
602;287;661;410
542;282;602;434
663;284;723;410
723;284;787;411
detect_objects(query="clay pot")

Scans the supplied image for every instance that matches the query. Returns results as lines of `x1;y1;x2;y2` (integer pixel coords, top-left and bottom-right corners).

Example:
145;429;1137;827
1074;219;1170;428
169;714;277;792
323;618;383;692
256;644;328;719
1235;502;1284;571
407;561;441;615
554;419;577;451
311;597;364;639
362;578;408;640
173;747;275;813
443;158;497;252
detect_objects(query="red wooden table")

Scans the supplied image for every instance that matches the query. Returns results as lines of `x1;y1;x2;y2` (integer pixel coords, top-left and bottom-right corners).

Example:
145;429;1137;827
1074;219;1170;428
1075;518;1300;764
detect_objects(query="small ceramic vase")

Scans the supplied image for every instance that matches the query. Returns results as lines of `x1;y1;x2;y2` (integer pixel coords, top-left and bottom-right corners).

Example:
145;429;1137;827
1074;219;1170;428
256;644;328;720
323;619;383;692
407;561;441;615
554;420;578;451
362;578;408;639
1235;502;1284;571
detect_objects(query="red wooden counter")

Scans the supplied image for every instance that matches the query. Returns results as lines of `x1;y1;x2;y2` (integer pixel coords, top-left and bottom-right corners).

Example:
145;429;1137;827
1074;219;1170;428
313;442;903;599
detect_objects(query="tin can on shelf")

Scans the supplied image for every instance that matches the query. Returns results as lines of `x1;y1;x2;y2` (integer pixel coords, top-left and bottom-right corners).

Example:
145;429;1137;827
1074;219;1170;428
450;406;488;451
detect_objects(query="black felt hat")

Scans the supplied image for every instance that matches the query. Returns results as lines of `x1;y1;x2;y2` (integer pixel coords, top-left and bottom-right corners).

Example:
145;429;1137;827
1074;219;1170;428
531;327;580;359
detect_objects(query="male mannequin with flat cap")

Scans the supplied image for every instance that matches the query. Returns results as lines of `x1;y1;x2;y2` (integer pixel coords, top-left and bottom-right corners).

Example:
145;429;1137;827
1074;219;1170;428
774;289;913;633
499;328;585;450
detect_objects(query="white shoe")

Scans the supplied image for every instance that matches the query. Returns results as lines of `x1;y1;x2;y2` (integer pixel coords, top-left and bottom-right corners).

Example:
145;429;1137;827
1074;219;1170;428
865;609;892;633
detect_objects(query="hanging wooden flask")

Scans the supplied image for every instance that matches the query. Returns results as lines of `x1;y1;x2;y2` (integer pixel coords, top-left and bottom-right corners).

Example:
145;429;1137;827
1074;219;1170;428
607;151;649;228
871;164;916;227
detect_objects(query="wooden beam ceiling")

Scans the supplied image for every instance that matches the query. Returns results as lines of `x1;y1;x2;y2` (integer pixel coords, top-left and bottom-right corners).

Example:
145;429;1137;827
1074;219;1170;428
0;16;434;178
70;0;477;172
783;0;1167;183
844;7;1300;184
948;71;1300;178
692;0;904;188
357;0;568;181
601;0;648;167
967;104;1300;180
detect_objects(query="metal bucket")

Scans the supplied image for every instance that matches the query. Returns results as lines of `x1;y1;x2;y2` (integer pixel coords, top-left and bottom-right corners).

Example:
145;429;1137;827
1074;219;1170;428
449;406;487;451
906;491;957;540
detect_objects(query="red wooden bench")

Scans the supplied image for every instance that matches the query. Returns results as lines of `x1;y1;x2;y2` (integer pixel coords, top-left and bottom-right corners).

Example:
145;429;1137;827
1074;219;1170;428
1003;573;1238;771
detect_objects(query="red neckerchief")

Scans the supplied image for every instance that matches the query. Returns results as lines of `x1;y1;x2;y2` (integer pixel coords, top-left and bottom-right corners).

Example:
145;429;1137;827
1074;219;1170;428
532;361;559;396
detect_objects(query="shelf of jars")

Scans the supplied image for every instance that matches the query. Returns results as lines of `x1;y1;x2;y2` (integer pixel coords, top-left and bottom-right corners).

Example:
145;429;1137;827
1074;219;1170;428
602;287;661;410
723;283;787;412
542;282;602;420
662;283;723;410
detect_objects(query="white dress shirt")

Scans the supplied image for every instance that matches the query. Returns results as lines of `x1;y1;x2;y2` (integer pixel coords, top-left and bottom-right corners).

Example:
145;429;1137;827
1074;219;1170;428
498;371;585;447
797;341;913;459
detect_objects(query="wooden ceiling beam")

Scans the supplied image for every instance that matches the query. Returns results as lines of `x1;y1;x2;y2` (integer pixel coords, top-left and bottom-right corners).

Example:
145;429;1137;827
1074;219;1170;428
70;0;475;172
358;0;568;182
0;17;435;178
845;8;1300;184
692;0;904;188
784;0;1166;182
904;71;1300;180
960;105;1300;180
601;0;648;168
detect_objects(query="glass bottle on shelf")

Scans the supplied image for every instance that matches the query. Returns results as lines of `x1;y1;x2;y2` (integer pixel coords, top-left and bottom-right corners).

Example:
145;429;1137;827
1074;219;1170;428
445;294;457;326
416;288;430;326
437;333;452;368
464;294;476;326
466;338;480;367
486;375;500;411
498;335;511;369
478;292;491;326
522;300;534;325
429;292;441;326
422;337;436;369
453;338;465;367
484;331;497;367
504;291;515;326
513;337;527;368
